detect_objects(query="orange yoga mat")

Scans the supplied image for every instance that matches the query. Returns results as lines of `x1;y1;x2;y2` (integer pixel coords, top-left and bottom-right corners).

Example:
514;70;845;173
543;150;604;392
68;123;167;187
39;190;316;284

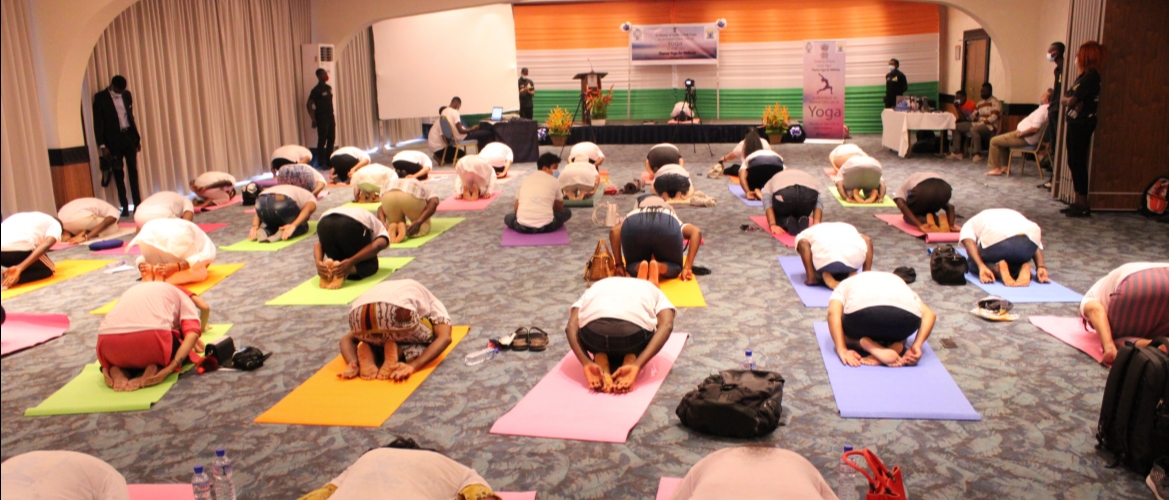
254;326;469;427
89;263;246;315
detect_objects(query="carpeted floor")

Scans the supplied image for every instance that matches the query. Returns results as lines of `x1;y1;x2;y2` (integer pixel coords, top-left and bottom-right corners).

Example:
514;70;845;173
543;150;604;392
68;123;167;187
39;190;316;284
2;135;1164;499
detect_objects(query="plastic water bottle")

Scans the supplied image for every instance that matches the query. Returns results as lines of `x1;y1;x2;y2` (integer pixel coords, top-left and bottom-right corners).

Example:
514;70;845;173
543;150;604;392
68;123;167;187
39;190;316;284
191;465;213;500
742;349;756;370
464;346;499;366
837;445;858;500
212;448;237;500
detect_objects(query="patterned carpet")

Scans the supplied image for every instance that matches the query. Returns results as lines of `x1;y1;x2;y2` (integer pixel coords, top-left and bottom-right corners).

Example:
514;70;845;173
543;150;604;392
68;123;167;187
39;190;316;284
1;135;1164;499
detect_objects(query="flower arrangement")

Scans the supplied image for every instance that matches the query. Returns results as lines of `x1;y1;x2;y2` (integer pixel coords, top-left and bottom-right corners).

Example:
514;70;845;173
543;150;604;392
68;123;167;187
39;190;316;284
547;106;573;136
762;103;791;134
586;85;615;119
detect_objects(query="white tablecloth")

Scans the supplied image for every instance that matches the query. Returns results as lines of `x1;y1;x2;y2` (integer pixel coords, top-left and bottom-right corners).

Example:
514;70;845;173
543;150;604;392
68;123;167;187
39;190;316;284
881;110;956;157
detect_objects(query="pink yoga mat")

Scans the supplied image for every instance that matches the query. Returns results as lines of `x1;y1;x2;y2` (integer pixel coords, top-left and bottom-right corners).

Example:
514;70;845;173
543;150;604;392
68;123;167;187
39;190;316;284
748;215;796;247
501;226;570;247
874;214;960;243
822;166;838;179
498;493;537;500
656;477;683;500
490;333;688;443
437;192;500;212
1029;316;1107;365
1;313;70;356
317;190;330;200
194;195;242;213
128;484;193;500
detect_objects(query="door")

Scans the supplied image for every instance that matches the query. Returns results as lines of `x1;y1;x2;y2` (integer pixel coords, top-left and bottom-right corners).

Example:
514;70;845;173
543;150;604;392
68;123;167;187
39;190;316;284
962;29;991;99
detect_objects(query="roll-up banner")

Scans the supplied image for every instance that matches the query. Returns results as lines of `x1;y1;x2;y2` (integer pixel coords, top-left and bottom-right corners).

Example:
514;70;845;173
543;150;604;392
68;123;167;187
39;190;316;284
802;40;847;140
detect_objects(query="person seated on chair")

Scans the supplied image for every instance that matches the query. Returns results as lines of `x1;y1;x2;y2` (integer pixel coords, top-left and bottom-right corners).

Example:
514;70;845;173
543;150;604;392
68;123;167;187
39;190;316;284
947;82;1002;161
378;177;441;244
427;97;494;164
893;172;957;233
56;197;121;244
1;451;132;498
795;222;872;290
565;276;676;394
762;169;822;237
478;142;514;178
338;279;453;382
952;89;976;123
454;155;497;201
391;150;433;181
96;281;210;392
610;195;702;287
134;191;195;227
717;128;769;177
248;184;317;243
271;144;313;172
834;155;886;204
828;271;936;368
1080;262;1169;365
669;447;837;500
505;153;571;234
0;212;61;287
348;163;397;203
128;218;216;285
190;171;238;209
559;161;601;201
276;163;327;196
645;144;693;203
738;149;785;200
315;206;390;290
569;141;606;169
296;438;502;500
828;143;867;173
960;208;1049;287
329;146;371;183
986;89;1051;176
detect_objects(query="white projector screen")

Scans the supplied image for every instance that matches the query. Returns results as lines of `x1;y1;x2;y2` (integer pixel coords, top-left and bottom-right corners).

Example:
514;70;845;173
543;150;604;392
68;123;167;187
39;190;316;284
372;4;520;120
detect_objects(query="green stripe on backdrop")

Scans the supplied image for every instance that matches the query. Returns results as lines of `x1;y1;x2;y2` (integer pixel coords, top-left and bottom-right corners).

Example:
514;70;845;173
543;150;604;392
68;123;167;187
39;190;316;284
531;82;938;136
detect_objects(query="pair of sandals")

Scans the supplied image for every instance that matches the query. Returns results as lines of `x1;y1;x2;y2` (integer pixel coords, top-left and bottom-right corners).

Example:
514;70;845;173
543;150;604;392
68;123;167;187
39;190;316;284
498;327;549;352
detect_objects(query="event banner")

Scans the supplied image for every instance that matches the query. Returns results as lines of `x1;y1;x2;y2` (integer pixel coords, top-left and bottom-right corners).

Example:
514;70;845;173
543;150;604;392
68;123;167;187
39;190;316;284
630;24;718;66
802;40;847;140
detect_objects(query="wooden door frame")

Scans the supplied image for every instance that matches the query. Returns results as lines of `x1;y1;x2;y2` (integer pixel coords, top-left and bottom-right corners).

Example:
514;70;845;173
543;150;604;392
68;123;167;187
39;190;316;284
961;29;992;91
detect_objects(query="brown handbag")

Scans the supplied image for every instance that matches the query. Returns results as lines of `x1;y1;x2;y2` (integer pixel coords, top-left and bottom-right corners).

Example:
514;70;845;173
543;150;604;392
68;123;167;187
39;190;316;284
584;238;617;283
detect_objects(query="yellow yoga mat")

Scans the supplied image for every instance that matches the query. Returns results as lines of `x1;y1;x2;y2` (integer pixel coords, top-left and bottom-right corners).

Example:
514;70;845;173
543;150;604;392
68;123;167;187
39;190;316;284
2;260;114;300
660;277;706;308
254;326;470;427
89;264;246;315
830;189;897;208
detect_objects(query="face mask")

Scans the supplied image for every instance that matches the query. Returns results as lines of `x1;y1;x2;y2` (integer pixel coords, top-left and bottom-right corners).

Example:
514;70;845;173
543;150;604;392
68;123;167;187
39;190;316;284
1046;53;1055;62
981;90;992;100
888;65;896;72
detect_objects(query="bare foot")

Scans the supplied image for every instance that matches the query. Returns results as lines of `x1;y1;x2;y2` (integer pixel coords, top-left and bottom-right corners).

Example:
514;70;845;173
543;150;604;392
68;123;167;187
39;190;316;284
155;263;179;282
376;343;400;380
822;272;842;290
1013;262;1032;287
865;189;880;203
594;353;615;393
102;367;116;389
648;258;660;288
611;354;641;394
317;259;336;289
392;223;408;243
583;364;605;391
357;343;379;380
938;216;951;233
996;261;1016;286
859;355;882;366
985;169;1005;176
859;338;903;366
108;366;131;392
850;190;865;203
376;362;399;381
636;261;650;281
139;263;155;282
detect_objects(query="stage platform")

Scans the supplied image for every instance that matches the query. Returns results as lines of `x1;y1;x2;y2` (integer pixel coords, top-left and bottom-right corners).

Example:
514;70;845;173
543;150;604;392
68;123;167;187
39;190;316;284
563;122;802;145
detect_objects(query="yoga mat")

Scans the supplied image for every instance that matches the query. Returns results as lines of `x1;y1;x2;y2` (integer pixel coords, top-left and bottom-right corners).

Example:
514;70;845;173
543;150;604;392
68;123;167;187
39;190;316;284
830;189;897;208
1;313;70;355
219;221;318;252
254;326;469;427
90;264;247;315
340;201;380;212
49;226;137;251
317;190;330;200
497;494;537;500
24;325;231;416
501;226;569;247
813;322;980;420
255;178;278;188
563;190;603;208
128;485;193;500
955;249;1084;303
265;257;414;306
194;195;242;213
495;169;527;183
659;277;706;308
436;192;500;212
874;214;960;243
1;260;114;300
727;184;762;207
777;256;833;308
748;215;796;247
1029;316;1107;364
388;218;464;249
92;245;141;256
490;333;687;443
656;478;683;500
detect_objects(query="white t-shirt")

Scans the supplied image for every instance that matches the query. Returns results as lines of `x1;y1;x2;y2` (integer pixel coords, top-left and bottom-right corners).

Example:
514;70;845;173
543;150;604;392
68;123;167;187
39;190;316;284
192;171;237;189
478;142;514;168
794;222;867;271
426;118;447;153
671;101;693;119
351;279;452;325
392;150;434;170
128;219;216;265
383;178;437;201
260;184;316;208
57;198;121;234
559;162;599;189
829;143;867;168
669;447;836;500
830;271;923;316
272;144;312;164
98;282;200;336
0;451;129;500
321;207;390;243
573;277;675;332
327;449;490;500
729;137;770;160
349;164;398;193
654;164;691;180
331;146;370;162
959;208;1043;249
134;192;194;225
743;149;783;170
835;155;883;182
454;155;496;194
427;108;466;152
1017;104;1050;145
760;170;821;210
1080;262;1170;316
0;212;63;251
569;142;605;164
515;170;563;228
895;172;946;200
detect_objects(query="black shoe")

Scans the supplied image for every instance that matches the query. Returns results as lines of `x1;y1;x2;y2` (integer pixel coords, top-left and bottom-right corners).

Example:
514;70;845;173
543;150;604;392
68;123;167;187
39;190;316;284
120;208;130;218
1065;206;1091;218
100;168;111;188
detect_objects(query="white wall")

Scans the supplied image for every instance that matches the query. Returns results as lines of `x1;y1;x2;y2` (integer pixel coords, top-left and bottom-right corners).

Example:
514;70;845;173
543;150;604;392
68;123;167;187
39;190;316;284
939;6;1005;97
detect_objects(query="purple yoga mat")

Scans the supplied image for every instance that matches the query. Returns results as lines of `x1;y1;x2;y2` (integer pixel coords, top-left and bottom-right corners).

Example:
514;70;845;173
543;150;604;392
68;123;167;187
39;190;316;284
814;322;980;420
501;226;569;247
728;184;763;207
777;256;835;308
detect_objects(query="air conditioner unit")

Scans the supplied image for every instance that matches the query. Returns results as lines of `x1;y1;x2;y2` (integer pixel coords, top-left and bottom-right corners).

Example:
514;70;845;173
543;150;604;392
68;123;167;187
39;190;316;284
302;44;337;149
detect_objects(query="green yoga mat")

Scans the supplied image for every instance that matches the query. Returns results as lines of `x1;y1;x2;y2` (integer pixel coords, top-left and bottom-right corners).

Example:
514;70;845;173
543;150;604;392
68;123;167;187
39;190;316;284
563;190;603;208
340;202;380;211
831;190;897;208
389;217;464;249
24;325;231;417
265;257;415;306
219;221;318;252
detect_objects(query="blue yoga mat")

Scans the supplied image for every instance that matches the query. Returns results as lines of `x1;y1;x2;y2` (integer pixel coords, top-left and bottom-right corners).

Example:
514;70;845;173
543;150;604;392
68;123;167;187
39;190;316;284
954;248;1083;303
814;322;981;421
728;184;763;207
778;256;834;308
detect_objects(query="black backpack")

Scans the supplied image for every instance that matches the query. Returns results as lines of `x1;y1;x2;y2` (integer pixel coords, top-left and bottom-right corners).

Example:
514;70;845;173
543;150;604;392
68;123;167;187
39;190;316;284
675;370;784;438
1096;337;1168;474
930;245;967;286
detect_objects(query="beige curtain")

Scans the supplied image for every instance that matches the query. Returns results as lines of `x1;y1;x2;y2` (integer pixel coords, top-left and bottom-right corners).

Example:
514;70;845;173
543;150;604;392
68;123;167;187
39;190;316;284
1;0;57;216
83;0;311;203
336;27;424;152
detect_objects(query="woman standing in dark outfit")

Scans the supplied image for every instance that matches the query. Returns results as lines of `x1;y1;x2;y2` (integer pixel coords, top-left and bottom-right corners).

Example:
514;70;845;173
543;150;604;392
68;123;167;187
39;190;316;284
1061;41;1104;218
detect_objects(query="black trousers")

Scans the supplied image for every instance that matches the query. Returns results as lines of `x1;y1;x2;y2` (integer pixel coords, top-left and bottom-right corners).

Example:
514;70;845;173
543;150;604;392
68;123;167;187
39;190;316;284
318;214;378;280
256;194;308;238
0;251;54;284
519;105;534;120
103;140;141;209
314;119;336;169
505;209;571;234
1065;122;1096;196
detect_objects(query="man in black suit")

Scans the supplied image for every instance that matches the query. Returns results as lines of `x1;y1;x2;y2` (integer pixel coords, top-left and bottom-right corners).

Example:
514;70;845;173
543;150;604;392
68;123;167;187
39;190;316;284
306;68;336;170
93;75;142;216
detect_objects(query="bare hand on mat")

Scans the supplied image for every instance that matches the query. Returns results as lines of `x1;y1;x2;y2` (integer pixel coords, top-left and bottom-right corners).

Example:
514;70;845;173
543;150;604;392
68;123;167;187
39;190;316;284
1036;267;1050;283
610;365;639;393
2;267;23;287
978;266;995;284
280;225;297;240
583;363;607;391
388;364;415;382
837;348;862;367
338;362;360;379
900;345;923;366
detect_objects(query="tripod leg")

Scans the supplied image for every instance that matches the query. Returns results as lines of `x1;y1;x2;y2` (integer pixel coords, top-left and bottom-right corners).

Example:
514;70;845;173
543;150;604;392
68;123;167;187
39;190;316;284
560;94;586;158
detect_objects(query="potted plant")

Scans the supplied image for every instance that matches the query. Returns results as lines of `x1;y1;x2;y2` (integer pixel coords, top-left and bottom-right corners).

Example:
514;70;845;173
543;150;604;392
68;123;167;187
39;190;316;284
547;106;572;146
586;85;615;126
762;103;790;137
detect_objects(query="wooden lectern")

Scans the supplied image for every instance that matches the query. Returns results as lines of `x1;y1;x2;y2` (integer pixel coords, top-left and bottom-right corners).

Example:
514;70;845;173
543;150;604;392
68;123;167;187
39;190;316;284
572;71;607;125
